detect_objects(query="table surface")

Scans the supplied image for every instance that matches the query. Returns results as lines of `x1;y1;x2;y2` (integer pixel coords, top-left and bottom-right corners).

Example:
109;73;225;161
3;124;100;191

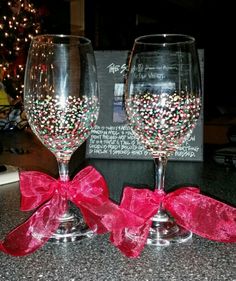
0;129;236;281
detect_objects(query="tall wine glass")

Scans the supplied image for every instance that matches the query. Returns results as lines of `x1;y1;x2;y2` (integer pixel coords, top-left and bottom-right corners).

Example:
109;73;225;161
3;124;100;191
125;34;202;245
24;35;99;242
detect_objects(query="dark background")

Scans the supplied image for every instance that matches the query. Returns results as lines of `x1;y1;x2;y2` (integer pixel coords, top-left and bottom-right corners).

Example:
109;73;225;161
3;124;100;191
84;0;235;122
34;0;235;123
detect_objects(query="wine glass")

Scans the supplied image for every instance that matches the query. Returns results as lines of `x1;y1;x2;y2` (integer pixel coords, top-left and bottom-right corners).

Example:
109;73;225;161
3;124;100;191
24;34;99;242
125;34;202;245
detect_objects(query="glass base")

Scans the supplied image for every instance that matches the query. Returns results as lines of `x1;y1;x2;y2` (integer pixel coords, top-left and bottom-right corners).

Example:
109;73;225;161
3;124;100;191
146;209;192;246
49;210;95;243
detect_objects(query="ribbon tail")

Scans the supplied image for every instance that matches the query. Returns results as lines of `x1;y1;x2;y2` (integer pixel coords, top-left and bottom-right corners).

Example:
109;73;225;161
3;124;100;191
69;166;112;234
106;187;162;258
78;199;152;258
0;194;67;256
71;193;152;258
109;213;152;258
164;188;236;243
71;195;119;234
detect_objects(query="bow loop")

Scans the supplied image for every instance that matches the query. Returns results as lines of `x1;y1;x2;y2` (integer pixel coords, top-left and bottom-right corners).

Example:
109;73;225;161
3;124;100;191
20;171;58;211
120;187;163;219
1;165;111;256
163;187;236;242
68;165;109;202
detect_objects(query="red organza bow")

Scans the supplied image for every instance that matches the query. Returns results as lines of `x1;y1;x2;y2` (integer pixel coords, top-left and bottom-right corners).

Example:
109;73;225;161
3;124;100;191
0;166;117;256
0;167;236;258
110;186;236;257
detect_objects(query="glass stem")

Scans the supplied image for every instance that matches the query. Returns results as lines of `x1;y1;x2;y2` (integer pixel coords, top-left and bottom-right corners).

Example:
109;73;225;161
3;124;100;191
154;156;168;219
58;160;73;220
58;161;70;182
154;156;167;191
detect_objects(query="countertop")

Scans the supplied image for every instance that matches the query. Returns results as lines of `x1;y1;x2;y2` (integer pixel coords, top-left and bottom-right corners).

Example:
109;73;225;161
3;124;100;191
0;130;236;280
0;182;236;281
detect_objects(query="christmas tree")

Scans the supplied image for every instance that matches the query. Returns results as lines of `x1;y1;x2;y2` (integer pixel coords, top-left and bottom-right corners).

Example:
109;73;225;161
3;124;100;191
0;0;41;130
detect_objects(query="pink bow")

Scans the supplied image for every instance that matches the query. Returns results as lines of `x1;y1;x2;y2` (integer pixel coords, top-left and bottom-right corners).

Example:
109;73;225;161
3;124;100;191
0;167;236;258
110;186;236;257
0;166;115;256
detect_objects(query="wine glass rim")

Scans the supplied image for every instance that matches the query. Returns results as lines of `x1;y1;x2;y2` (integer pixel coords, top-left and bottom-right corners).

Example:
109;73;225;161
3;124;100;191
135;34;195;45
31;34;92;45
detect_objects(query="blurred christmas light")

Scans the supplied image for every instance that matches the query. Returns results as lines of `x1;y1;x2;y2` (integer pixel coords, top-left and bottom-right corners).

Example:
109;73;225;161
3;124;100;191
0;0;41;100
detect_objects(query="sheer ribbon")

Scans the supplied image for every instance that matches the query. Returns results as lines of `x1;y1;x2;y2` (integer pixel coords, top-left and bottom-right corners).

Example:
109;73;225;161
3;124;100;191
0;167;235;258
113;187;236;257
0;166;116;256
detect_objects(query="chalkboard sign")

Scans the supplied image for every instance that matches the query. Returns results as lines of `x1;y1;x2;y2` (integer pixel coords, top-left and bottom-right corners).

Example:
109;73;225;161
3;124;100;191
86;50;204;161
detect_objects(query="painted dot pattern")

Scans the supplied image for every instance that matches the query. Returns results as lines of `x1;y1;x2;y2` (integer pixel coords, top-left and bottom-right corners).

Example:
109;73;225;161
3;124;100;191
26;95;99;162
126;91;201;158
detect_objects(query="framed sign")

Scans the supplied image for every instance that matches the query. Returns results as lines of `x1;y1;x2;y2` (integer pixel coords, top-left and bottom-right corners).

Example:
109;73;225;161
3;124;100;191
86;50;204;161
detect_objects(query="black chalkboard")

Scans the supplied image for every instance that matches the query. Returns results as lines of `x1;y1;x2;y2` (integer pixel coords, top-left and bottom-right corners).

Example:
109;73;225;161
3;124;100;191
86;50;204;161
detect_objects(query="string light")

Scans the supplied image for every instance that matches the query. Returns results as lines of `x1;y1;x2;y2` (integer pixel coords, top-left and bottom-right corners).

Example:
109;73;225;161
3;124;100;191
0;0;41;99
